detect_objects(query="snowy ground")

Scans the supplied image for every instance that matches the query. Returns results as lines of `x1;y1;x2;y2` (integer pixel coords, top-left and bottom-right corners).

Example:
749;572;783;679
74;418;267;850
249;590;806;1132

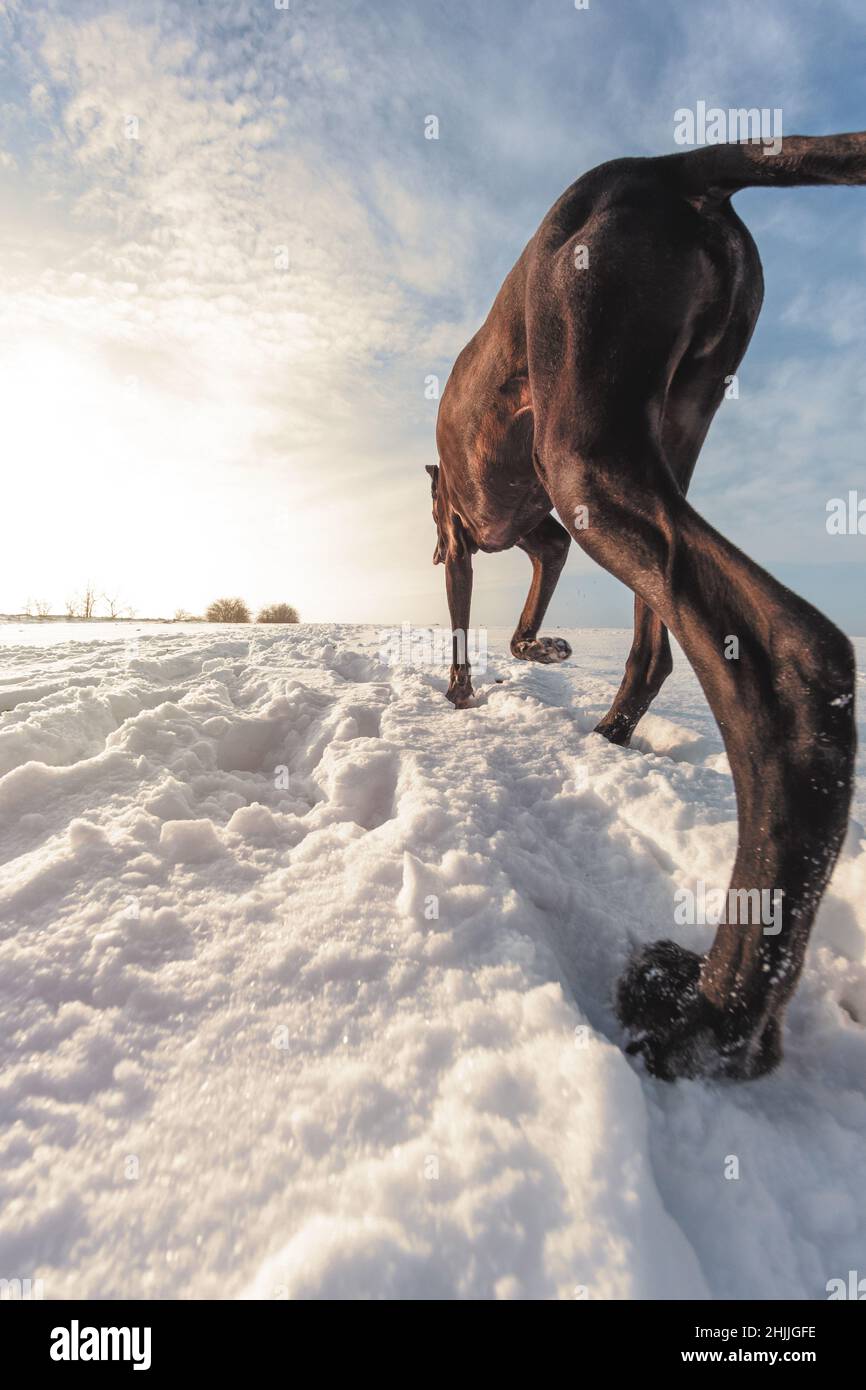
1;621;865;1301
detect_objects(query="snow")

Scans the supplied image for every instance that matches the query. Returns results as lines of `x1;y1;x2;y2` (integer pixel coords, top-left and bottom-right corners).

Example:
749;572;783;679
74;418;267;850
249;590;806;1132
0;620;864;1300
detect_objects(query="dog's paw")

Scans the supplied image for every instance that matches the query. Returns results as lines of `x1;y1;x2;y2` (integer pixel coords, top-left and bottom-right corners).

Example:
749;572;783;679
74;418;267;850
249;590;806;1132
616;940;780;1081
446;665;474;708
511;636;572;664
593;712;635;746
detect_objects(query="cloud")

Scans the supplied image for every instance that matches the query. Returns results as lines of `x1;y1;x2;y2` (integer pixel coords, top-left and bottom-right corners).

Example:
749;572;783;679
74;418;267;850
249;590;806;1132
0;0;864;630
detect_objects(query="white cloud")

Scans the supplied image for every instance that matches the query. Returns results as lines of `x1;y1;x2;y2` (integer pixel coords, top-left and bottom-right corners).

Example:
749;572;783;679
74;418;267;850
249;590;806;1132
0;0;863;631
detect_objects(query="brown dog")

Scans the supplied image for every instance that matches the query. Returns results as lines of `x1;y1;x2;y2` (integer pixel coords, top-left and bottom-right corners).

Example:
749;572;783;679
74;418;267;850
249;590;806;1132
431;134;863;1080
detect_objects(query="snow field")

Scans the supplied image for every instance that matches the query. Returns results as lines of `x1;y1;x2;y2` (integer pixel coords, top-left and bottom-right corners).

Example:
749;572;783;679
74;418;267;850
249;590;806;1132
0;623;864;1299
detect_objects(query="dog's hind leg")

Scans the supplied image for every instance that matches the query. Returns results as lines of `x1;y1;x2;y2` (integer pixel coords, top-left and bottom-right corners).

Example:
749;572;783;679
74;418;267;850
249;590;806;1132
541;432;855;1079
594;359;730;745
511;514;572;663
594;598;672;744
530;225;855;1079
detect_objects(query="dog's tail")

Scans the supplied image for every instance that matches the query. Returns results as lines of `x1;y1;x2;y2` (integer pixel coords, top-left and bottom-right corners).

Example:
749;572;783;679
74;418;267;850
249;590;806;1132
660;133;866;196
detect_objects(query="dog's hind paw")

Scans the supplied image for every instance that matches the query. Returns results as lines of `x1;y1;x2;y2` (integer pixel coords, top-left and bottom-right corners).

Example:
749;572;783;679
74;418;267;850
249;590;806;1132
616;940;781;1081
511;635;572;664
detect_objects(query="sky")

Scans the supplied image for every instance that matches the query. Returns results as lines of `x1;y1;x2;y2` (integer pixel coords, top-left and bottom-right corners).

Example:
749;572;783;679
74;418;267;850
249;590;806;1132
0;0;865;632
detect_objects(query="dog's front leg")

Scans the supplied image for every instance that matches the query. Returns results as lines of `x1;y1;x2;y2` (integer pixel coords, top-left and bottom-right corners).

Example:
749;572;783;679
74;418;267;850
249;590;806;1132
510;514;572;664
444;546;474;707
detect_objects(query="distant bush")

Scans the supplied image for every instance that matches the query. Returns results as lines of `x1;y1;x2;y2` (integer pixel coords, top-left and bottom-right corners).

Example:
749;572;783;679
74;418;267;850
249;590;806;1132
205;598;251;623
23;599;51;619
257;603;300;624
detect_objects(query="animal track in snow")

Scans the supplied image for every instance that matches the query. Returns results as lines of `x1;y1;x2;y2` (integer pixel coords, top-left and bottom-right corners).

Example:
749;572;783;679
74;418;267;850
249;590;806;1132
0;622;864;1300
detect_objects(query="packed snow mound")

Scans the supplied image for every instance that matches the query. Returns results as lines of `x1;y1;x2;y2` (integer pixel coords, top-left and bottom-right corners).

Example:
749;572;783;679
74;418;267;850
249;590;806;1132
0;622;864;1300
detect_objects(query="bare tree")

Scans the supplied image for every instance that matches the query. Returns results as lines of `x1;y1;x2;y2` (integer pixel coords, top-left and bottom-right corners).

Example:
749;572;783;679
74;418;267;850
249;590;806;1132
65;596;79;619
257;603;300;623
78;584;98;620
103;593;125;619
205;597;251;623
34;600;51;620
